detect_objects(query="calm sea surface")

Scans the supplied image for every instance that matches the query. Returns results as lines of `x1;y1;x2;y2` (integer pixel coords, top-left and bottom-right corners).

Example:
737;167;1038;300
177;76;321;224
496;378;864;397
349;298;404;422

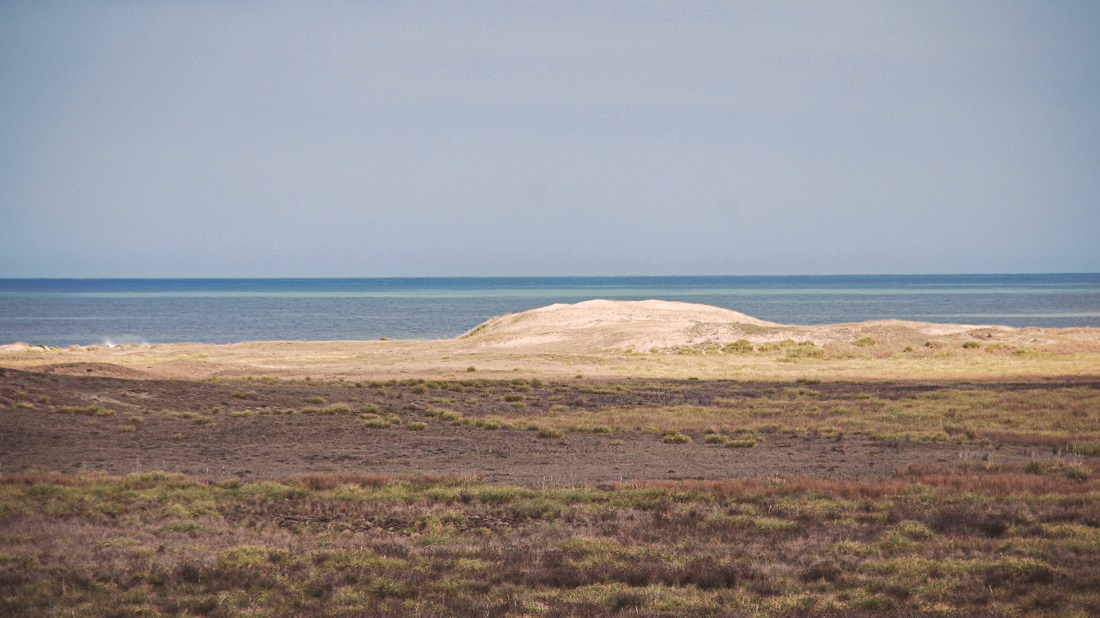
1;275;1098;347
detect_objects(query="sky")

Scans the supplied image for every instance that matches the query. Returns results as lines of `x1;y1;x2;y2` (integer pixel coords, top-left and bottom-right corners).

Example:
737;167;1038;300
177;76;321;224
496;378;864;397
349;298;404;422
2;1;1098;277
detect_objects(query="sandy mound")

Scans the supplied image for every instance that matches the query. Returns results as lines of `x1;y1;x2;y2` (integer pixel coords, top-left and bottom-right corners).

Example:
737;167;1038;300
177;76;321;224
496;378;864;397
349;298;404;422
0;342;33;352
461;299;787;351
458;299;1100;355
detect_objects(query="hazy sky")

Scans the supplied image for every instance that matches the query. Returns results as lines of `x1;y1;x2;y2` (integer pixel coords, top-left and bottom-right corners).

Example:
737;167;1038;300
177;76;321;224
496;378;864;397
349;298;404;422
2;1;1098;277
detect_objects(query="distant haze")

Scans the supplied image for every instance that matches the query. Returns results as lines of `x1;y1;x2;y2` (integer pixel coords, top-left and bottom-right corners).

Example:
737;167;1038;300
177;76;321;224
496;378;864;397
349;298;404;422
2;1;1098;277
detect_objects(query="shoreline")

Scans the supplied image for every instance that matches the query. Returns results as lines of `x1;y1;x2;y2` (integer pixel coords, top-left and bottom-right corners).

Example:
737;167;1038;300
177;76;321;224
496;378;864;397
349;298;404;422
0;298;1096;381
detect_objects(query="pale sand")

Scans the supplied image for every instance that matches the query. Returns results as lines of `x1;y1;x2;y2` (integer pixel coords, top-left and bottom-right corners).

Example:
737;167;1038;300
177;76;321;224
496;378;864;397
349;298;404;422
2;300;1099;381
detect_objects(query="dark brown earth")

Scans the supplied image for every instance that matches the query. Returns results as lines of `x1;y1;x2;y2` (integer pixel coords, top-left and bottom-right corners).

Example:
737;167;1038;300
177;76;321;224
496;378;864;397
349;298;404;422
1;368;1089;486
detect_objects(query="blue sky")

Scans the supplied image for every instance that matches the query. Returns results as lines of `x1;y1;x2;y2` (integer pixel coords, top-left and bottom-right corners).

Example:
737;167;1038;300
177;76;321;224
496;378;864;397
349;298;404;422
2;1;1098;277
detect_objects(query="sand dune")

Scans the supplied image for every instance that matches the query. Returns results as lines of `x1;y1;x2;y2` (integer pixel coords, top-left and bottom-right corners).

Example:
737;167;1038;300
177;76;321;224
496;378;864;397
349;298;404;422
460;299;780;351
458;299;1092;354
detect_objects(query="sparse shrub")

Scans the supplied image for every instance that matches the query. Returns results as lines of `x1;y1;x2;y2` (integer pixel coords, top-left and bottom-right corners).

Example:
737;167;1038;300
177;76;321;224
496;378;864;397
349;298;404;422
406;422;427;431
1070;443;1100;456
537;427;563;439
230;389;256;400
895;521;937;541
306;396;325;405
572;425;613;434
58;404;115;416
36;395;50;405
853;337;876;347
1050;459;1090;481
723;339;754;354
412;384;428;394
358;414;392;429
785;342;825;359
661;430;692;444
757;339;793;352
705;434;727;444
466;366;476;372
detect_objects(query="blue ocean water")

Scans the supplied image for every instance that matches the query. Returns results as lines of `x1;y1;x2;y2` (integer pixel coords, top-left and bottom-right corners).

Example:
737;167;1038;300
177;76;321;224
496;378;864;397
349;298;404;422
1;275;1098;347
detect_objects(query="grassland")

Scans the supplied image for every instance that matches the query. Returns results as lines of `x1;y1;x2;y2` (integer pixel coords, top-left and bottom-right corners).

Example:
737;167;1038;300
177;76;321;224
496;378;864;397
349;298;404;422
3;369;1100;616
2;466;1098;617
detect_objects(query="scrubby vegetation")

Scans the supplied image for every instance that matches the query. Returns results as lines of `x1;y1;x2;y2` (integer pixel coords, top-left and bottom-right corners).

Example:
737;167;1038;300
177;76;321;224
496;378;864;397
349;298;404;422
1;467;1098;616
3;369;1098;615
11;375;1100;454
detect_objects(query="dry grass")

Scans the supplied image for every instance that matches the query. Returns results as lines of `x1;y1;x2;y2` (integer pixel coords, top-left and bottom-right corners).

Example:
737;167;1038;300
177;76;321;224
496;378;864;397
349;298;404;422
2;470;1098;616
3;358;1097;614
527;383;1100;451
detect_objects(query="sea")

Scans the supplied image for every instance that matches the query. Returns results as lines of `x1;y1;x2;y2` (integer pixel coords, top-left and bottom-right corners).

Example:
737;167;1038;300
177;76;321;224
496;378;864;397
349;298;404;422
1;274;1098;347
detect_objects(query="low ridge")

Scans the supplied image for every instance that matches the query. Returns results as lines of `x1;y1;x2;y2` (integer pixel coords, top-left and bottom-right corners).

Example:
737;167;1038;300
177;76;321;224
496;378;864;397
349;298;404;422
458;299;1098;355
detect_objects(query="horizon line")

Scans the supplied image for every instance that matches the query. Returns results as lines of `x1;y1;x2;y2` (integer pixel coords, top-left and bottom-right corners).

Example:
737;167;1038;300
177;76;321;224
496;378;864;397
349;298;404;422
1;272;1099;281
